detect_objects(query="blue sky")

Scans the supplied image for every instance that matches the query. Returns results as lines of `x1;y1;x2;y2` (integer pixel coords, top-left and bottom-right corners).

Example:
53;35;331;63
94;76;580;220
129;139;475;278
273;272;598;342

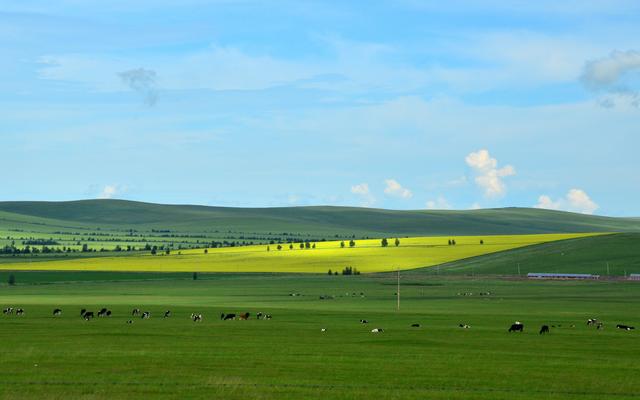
1;1;639;215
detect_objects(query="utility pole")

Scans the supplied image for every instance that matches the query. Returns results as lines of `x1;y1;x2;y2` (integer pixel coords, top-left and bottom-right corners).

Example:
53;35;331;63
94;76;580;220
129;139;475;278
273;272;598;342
397;267;400;311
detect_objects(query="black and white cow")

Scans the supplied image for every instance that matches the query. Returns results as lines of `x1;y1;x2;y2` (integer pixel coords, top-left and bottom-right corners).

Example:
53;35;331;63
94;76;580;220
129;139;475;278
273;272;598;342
508;322;524;332
192;314;203;322
98;308;108;317
53;308;62;316
3;307;13;315
371;328;384;333
359;319;369;324
221;313;236;320
141;312;151;319
164;310;172;318
132;308;141;316
617;324;635;331
459;324;471;329
83;312;94;320
15;308;24;316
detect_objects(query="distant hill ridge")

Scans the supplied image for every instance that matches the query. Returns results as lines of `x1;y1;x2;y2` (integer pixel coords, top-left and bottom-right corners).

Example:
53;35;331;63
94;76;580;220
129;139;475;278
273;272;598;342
0;199;638;236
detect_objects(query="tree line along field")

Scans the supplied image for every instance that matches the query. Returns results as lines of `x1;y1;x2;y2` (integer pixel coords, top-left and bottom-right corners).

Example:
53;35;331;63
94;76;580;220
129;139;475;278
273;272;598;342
0;233;605;274
1;273;639;399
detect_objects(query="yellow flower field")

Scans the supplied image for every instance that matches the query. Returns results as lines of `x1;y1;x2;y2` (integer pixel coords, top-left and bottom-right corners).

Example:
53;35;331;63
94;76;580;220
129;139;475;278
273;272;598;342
0;233;607;274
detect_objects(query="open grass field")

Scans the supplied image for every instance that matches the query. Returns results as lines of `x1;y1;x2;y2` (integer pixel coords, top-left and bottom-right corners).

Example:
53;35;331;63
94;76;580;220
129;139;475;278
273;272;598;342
0;233;604;273
418;232;640;277
1;272;639;399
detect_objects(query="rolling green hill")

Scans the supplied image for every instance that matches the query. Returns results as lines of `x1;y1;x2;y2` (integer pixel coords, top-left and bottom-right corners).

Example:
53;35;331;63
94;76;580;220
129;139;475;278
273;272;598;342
1;199;639;236
407;232;640;276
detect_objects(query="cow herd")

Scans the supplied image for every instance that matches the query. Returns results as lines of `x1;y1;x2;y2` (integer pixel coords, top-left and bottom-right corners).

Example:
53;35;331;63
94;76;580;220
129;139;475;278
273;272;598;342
2;307;636;336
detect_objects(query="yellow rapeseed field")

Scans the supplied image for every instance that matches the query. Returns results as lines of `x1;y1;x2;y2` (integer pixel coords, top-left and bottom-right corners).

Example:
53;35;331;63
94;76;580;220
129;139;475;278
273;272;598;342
0;233;606;273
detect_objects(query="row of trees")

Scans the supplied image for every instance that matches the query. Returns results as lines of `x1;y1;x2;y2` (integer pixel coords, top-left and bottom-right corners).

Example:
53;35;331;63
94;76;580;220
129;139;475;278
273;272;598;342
327;266;361;275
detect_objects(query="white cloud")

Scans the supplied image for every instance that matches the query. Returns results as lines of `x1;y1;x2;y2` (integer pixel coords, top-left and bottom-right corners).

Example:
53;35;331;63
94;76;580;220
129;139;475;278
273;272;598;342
384;179;412;199
425;196;452;210
98;184;124;199
535;188;599;214
465;149;515;197
351;183;375;207
581;50;640;107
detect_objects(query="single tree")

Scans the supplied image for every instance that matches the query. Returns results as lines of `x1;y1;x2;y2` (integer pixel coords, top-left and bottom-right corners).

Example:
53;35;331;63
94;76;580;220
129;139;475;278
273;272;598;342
204;249;208;254
480;239;484;245
193;272;198;280
381;238;388;247
340;241;345;248
328;269;332;275
277;244;282;250
349;240;356;248
395;238;400;247
8;273;15;286
289;244;294;250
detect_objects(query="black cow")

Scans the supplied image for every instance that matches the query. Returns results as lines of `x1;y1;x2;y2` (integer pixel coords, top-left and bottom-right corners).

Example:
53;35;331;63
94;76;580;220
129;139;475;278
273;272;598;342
539;325;550;335
83;312;94;320
411;323;421;328
617;324;635;331
508;323;524;332
53;308;62;316
80;308;86;316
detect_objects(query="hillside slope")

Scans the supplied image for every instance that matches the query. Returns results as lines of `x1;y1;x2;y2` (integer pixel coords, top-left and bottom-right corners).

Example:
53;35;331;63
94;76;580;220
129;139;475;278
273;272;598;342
0;200;638;236
406;233;640;276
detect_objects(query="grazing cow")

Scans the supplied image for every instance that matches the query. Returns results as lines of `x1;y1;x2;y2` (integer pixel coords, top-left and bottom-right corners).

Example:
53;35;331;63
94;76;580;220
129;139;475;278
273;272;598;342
15;308;24;316
596;322;604;330
265;314;272;320
539;325;550;335
459;324;471;329
508;323;524;332
53;308;62;316
371;328;384;333
617;324;635;331
106;310;112;317
256;312;263;320
321;328;327;332
193;314;203;322
3;307;14;315
132;308;141;316
98;308;108;317
221;313;236;321
141;312;150;319
587;318;598;326
411;323;421;328
126;320;133;324
239;313;250;320
80;308;86;316
83;312;94;320
164;310;171;318
359;319;369;324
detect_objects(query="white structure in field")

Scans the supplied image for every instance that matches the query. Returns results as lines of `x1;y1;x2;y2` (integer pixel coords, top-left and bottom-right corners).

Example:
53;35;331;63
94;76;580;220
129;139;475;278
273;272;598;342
527;273;600;280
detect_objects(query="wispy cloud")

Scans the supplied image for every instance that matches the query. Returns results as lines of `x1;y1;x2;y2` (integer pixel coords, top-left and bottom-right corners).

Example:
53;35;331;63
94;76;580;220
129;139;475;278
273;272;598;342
384;179;412;199
119;68;158;106
581;50;640;107
351;183;375;207
425;196;452;210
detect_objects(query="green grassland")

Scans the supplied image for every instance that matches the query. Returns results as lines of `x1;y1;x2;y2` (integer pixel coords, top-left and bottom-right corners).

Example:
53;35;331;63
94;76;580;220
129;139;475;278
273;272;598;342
0;233;603;273
414;232;640;277
1;273;639;399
